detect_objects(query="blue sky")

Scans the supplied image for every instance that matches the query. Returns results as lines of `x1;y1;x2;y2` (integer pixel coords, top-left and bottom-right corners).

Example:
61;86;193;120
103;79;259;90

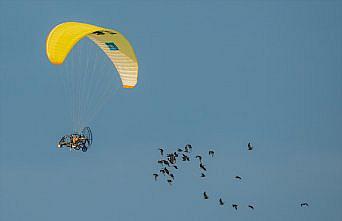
0;1;342;221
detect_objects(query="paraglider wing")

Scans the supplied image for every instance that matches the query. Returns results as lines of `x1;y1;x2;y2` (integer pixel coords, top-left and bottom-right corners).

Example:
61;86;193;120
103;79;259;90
81;126;92;146
46;22;138;88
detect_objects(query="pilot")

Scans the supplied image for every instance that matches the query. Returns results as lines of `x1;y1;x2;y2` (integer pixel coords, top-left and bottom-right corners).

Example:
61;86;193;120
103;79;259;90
71;135;80;147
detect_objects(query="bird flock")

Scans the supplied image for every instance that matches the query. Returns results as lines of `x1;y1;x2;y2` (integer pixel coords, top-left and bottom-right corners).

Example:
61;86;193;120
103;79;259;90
153;142;309;211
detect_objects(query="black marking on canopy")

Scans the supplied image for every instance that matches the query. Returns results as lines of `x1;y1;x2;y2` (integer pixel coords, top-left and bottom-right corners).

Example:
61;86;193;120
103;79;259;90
92;31;106;35
105;30;117;35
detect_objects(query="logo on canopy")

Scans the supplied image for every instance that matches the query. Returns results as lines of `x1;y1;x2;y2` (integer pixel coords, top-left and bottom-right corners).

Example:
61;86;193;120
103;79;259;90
105;42;119;51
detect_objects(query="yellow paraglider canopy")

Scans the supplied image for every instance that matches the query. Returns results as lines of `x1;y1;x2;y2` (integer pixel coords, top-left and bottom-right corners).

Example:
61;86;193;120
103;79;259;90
46;22;138;88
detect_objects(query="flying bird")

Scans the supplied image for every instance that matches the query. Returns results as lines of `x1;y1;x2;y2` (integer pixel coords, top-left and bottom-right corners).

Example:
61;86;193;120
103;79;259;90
164;167;170;175
203;192;209;199
182;154;190;161
159;148;164;156
186;144;192;151
153;173;159;181
195;155;202;162
219;198;224;206
248;142;253;151
177;148;183;152
162;160;170;167
234;176;242;180
184;145;189;153
168;155;176;164
209;150;214;157
301;203;309;207
201;173;206;178
167;179;173;185
248;205;254;210
232;204;238;210
170;173;175;180
160;169;165;175
200;163;207;171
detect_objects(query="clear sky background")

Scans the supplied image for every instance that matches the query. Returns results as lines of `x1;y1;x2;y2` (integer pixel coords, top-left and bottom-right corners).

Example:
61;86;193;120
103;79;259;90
1;1;342;221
